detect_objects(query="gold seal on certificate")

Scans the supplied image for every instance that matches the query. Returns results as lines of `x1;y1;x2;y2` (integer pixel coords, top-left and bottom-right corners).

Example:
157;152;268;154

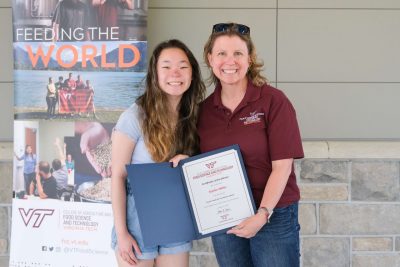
181;147;255;235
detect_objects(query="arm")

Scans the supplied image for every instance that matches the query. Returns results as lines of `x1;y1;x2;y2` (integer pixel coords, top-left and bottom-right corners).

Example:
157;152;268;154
227;158;293;238
259;159;293;211
85;91;93;109
111;131;141;265
52;23;59;42
14;152;23;161
54;137;66;166
76;122;109;152
76;122;111;177
51;2;60;42
48;84;56;94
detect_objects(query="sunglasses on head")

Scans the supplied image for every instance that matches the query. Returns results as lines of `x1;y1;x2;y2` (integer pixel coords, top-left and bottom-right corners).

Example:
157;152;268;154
212;23;250;35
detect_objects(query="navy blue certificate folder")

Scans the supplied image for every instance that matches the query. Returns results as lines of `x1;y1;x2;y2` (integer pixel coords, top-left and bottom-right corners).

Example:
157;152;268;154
126;144;255;247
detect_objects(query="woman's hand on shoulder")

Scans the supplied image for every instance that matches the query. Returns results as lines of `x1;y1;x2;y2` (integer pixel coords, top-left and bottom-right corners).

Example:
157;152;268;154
226;213;267;238
169;154;189;168
117;232;142;266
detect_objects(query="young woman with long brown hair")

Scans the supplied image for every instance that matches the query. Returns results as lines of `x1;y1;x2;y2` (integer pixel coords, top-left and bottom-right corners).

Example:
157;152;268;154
111;39;205;267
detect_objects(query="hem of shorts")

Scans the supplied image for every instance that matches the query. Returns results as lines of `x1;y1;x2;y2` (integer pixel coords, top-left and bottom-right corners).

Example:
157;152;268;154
111;242;192;260
112;242;158;260
159;242;192;256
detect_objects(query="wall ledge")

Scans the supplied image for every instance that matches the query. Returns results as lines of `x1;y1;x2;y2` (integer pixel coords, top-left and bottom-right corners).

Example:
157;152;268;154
2;141;400;160
303;141;400;159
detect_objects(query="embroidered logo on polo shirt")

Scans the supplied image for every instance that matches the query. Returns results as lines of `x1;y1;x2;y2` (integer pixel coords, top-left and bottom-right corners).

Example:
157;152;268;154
239;111;265;125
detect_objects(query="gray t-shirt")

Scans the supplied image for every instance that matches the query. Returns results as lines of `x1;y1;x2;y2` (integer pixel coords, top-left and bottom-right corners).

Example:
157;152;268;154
53;165;68;191
114;103;154;164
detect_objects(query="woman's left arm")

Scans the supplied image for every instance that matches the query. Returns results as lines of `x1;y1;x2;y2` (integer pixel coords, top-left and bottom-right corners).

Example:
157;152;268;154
227;158;293;238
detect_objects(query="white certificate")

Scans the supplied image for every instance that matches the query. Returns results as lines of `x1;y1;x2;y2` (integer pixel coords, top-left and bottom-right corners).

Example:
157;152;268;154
181;148;255;235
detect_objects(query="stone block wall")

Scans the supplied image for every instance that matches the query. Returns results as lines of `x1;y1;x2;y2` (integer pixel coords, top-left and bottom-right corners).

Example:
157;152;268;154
0;142;12;266
297;156;400;267
1;141;400;266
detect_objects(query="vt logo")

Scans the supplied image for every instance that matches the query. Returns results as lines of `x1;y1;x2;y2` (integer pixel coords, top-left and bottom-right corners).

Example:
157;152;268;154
19;208;55;228
206;161;217;169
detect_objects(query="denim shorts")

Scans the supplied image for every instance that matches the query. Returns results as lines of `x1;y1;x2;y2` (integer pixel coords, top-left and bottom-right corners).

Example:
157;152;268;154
212;202;301;267
111;189;192;260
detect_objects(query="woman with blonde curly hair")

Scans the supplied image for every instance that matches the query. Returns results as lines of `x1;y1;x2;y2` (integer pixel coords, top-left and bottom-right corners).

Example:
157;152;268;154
198;23;304;267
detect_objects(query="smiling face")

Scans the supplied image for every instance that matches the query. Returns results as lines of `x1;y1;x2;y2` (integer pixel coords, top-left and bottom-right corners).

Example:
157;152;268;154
207;35;251;87
157;48;193;103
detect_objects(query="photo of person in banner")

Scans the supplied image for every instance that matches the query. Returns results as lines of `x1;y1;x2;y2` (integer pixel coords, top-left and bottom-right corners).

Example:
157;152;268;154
14;145;37;196
10;0;148;266
13;0;148;121
13;120;114;202
56;73;97;118
52;0;138;41
38;72;97;119
13;0;147;42
46;77;57;119
52;137;72;198
51;0;92;41
30;161;58;199
91;0;134;39
90;0;147;41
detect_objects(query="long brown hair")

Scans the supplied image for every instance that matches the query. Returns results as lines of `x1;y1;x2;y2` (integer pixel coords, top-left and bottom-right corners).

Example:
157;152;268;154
137;39;206;162
203;22;267;87
25;145;33;156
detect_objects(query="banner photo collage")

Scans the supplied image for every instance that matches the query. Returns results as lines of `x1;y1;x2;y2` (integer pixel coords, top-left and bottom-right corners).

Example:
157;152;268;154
10;0;148;266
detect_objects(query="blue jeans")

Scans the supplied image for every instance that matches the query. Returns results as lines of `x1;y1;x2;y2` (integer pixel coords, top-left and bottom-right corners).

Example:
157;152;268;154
212;202;300;267
24;172;35;194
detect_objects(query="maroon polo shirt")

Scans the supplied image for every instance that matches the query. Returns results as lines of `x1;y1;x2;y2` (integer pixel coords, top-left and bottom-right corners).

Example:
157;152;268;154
197;81;304;208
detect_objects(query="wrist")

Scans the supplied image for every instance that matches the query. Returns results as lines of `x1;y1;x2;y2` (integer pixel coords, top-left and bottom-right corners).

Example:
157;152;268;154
115;226;129;237
257;207;273;224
